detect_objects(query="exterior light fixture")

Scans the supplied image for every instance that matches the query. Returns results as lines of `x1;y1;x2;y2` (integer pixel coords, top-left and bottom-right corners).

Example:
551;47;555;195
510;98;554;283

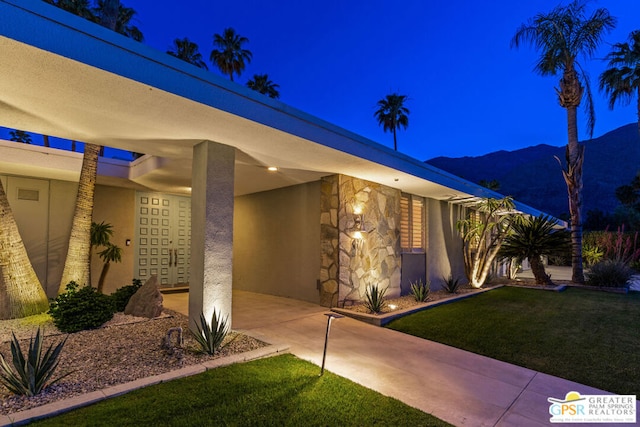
388;304;397;310
267;166;278;171
320;313;344;376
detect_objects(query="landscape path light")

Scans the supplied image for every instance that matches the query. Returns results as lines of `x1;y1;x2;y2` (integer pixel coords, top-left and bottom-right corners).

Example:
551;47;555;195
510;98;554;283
320;313;344;376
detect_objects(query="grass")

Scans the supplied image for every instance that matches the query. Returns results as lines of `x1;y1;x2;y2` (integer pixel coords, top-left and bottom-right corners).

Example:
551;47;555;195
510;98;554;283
30;354;450;426
387;286;640;396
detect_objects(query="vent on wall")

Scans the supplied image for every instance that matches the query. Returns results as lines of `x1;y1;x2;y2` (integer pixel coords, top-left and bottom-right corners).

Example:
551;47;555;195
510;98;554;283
17;188;39;201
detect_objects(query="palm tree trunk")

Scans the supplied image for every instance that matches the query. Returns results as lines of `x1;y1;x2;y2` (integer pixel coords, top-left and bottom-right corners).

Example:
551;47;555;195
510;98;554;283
0;180;49;319
97;262;110;294
59;143;100;293
393;128;397;151
99;0;119;31
565;105;585;284
530;255;552;285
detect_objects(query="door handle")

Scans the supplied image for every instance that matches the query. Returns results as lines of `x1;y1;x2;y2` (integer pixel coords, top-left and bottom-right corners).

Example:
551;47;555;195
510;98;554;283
173;248;178;267
168;249;173;267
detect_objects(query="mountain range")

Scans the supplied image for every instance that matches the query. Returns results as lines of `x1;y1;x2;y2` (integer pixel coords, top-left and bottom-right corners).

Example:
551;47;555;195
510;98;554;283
426;123;640;218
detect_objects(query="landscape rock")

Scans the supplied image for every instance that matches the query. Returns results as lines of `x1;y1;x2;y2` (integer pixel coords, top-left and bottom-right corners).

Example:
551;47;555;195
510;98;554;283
124;275;163;318
628;275;640;292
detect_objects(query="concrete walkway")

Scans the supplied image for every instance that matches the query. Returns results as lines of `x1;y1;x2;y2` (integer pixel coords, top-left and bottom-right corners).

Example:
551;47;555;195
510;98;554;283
165;290;631;427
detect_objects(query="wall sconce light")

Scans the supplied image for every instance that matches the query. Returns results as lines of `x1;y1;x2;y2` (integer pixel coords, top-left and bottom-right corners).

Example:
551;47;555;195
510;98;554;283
354;214;363;233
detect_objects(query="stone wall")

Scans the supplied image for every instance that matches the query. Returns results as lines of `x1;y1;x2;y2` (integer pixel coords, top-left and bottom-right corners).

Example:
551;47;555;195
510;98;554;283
320;174;402;307
319;175;340;307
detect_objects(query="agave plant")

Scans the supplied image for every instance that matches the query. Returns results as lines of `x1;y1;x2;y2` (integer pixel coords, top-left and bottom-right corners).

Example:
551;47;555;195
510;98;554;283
410;279;430;302
442;275;461;294
190;310;229;355
0;328;69;396
364;284;387;314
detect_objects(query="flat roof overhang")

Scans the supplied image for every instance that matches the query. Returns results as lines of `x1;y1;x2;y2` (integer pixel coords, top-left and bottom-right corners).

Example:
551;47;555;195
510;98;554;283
0;0;548;218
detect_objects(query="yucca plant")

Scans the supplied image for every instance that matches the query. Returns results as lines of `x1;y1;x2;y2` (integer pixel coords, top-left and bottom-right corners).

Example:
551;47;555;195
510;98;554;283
0;328;69;396
442;275;461;294
364;284;387;314
410;279;430;302
190;310;229;355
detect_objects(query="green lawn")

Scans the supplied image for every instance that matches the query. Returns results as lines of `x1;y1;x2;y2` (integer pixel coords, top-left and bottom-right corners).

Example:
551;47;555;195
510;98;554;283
30;354;450;427
387;286;640;395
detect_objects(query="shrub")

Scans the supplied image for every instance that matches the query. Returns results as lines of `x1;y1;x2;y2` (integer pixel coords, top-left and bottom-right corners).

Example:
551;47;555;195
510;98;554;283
583;243;604;267
410;279;430;302
110;278;143;312
49;282;115;333
0;328;69;396
597;226;640;266
190;310;229;355
442;275;461;294
364;284;387;314
586;260;633;288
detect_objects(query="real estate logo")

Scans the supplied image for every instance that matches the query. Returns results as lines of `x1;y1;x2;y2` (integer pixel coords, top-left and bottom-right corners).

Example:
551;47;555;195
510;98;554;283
548;391;636;423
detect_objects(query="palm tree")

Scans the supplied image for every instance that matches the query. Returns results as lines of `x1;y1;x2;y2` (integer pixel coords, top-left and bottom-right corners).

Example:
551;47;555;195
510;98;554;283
374;93;409;151
167;38;208;69
499;215;571;286
90;221;113;287
246;74;280;98
56;0;97;21
599;30;640;137
511;0;615;283
210;28;252;82
59;143;100;293
0;180;49;319
94;0;144;41
97;243;122;293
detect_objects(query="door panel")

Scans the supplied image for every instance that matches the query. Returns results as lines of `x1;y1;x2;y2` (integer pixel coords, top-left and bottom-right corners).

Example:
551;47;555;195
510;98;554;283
135;192;190;287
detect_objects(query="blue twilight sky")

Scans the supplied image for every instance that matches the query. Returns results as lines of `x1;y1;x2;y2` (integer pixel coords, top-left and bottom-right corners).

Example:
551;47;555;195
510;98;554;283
8;1;640;161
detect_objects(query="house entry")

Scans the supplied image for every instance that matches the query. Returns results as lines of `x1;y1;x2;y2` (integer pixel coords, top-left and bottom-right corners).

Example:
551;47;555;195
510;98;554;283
134;192;191;287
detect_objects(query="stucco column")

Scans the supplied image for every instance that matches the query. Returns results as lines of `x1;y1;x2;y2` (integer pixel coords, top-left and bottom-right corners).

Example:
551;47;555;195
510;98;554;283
189;141;235;329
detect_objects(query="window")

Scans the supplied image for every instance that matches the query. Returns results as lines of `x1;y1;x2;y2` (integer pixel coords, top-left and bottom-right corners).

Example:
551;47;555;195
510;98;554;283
400;194;425;252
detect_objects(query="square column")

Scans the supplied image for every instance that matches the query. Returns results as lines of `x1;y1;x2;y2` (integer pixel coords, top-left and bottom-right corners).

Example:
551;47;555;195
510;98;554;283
189;141;235;329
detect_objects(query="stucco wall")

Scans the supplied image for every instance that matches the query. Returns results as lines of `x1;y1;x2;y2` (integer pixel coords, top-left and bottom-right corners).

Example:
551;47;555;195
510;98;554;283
91;185;135;295
427;199;466;290
233;181;321;303
1;174;136;297
47;180;76;296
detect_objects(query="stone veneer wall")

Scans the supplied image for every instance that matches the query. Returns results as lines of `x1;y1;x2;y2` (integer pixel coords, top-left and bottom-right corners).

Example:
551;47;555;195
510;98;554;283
319;174;402;307
319;175;340;307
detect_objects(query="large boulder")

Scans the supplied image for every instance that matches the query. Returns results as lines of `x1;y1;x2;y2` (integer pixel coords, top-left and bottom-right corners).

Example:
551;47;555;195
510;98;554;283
124;275;163;318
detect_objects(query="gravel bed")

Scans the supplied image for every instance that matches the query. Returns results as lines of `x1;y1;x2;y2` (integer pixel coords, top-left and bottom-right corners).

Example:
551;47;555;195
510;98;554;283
0;310;267;416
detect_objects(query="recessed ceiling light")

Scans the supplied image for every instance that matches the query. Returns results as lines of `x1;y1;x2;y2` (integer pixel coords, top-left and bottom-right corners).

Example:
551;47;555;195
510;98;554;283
267;166;278;172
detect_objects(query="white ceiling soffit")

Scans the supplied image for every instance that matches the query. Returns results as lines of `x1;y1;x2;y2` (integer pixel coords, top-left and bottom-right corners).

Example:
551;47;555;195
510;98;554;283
0;0;546;216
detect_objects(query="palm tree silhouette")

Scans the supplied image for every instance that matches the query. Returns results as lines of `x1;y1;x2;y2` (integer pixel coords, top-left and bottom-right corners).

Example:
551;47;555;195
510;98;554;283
167;37;208;69
374;93;409;151
246;74;280;98
210;28;252;82
600;30;640;137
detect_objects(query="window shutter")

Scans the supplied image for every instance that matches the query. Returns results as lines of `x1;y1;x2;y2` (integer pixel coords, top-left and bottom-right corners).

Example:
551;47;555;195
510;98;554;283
411;198;423;249
400;196;410;250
